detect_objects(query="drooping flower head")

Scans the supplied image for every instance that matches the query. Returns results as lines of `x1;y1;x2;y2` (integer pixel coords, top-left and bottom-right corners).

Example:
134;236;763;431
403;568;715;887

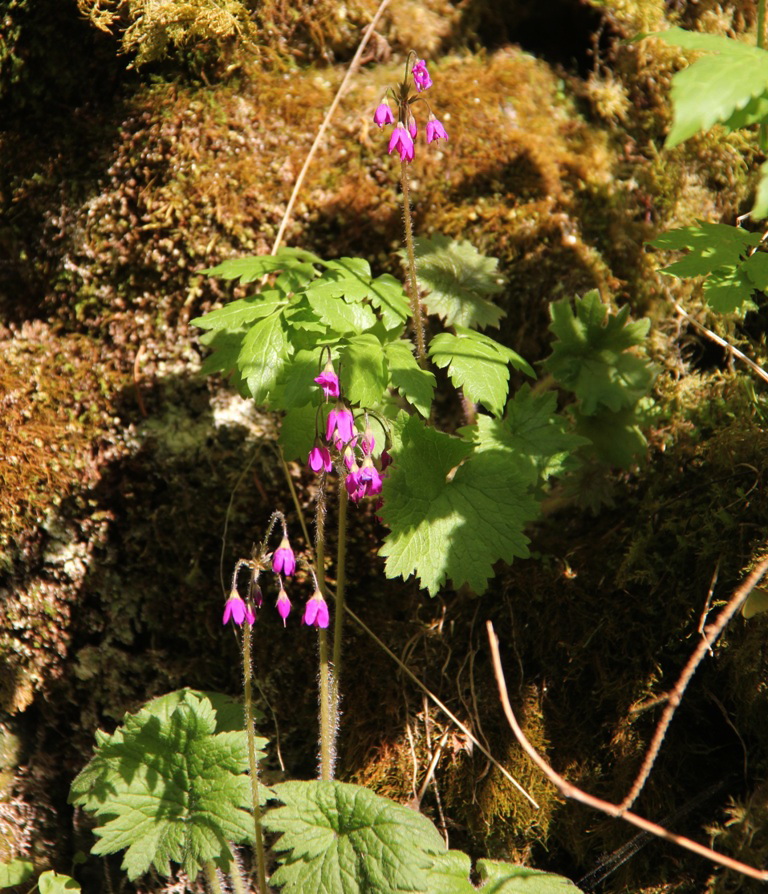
426;115;448;144
276;586;291;626
361;420;375;455
326;403;355;447
222;590;255;626
308;445;333;473
272;536;295;577
303;589;330;628
314;359;340;399
412;59;433;92
388;123;414;163
374;100;395;127
373;53;446;163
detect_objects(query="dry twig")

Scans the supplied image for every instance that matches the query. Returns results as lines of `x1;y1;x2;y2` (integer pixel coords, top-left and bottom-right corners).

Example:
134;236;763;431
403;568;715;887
486;618;768;883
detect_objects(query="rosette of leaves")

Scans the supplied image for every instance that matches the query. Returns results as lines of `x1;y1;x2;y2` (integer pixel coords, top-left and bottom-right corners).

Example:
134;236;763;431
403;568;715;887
264;779;581;893
69;689;266;881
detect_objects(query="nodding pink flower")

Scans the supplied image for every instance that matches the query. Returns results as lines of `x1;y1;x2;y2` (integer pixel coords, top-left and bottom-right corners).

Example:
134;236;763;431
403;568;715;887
358;456;384;497
314;370;339;399
303;590;329;628
345;460;362;500
361;421;375;455
407;114;418;139
222;591;255;626
272;537;296;576
342;445;357;471
252;584;264;609
276;586;291;626
373;101;395;127
308;445;333;473
388;123;414;163
426;115;448;144
412;59;433;92
380;448;393;470
326;404;355;445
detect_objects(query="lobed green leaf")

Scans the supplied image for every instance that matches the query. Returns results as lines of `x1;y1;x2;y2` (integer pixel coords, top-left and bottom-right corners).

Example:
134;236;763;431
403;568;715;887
379;417;537;594
266;780;447;893
544;291;653;414
647;28;768;147
69;690;265;881
414;235;506;329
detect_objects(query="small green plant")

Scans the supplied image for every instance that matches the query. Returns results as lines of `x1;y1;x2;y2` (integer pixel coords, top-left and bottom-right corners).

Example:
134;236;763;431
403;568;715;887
61;52;659;894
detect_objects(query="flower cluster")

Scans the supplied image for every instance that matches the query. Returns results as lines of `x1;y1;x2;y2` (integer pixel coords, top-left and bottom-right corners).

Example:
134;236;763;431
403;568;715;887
306;358;392;507
373;55;448;163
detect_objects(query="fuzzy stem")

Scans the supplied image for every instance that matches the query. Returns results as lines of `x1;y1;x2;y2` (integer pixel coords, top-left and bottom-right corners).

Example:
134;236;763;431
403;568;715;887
759;0;768;150
400;160;427;364
332;484;348;695
242;620;268;894
203;861;224;894
318;628;334;779
314;486;335;779
228;852;248;894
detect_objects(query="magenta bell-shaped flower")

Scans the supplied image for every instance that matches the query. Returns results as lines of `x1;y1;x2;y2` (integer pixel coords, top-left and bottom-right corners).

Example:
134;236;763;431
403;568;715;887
308;445;333;473
303;590;329;628
426;115;448;144
276;586;291;626
326;404;355;446
373;100;395;127
314;359;340;399
388;123;414;163
272;537;295;576
222;591;255;626
412;59;433;92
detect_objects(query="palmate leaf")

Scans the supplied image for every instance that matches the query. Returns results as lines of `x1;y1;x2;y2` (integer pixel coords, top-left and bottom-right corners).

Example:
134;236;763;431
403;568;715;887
543;291;654;414
202;246;322;283
69;689;266;881
266;780;447;893
647;28;768;147
265;781;581;894
752;161;768;220
303;258;409;331
474;861;582;893
238;310;292;403
379;417;538;595
190;290;288;331
384;341;435;416
463;386;589;483
650;222;768;312
339;334;389;406
429;327;534;418
413;235;506;329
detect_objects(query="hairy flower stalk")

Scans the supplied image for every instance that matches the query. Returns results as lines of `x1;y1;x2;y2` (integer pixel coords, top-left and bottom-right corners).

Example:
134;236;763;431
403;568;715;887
313;486;336;780
373;53;447;365
241;602;268;894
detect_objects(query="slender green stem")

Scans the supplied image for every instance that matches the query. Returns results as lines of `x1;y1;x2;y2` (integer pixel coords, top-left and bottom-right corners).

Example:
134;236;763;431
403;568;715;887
400;160;426;364
314;484;335;779
332;484;348;691
759;0;768;150
242;620;268;894
203;861;224;894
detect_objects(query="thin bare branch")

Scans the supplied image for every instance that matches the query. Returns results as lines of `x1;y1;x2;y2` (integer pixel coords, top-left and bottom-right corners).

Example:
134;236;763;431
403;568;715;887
620;552;768;810
674;301;768;386
270;0;391;255
486;620;768;883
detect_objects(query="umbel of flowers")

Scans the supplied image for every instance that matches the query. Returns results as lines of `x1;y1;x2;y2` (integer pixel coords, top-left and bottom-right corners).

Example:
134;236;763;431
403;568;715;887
373;53;448;163
308;356;391;504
